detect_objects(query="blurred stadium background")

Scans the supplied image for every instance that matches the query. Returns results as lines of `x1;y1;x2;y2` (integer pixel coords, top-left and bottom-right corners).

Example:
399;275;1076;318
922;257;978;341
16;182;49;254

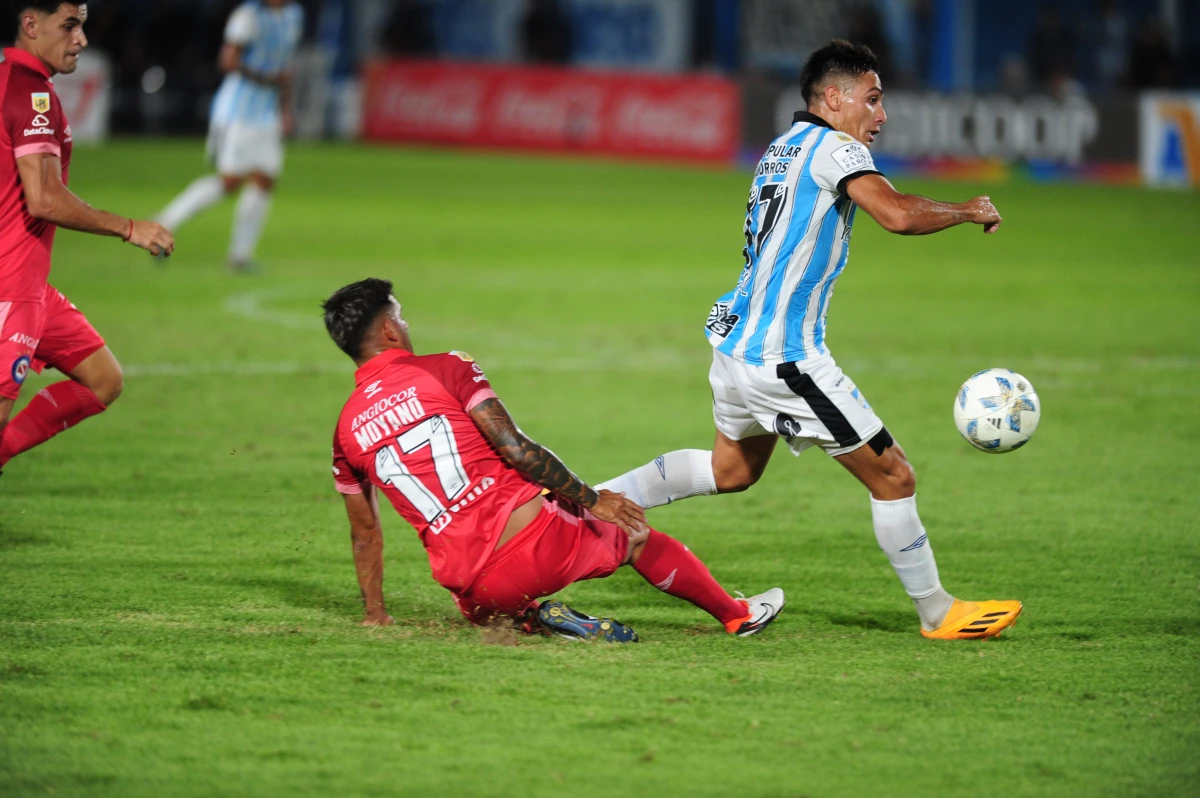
25;0;1200;186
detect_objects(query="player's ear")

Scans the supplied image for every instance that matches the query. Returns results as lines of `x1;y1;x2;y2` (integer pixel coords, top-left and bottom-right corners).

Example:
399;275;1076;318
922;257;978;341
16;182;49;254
824;84;841;113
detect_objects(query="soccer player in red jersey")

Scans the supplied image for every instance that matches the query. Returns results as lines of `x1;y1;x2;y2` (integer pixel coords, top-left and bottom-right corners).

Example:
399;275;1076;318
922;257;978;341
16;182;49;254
0;2;174;471
323;279;786;641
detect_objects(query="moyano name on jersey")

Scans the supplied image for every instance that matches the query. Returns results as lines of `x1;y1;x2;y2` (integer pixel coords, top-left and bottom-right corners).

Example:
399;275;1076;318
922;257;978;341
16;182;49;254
706;112;883;366
350;388;426;451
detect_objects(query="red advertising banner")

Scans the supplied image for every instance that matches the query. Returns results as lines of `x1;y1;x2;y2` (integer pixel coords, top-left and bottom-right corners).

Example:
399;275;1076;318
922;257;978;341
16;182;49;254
362;60;740;165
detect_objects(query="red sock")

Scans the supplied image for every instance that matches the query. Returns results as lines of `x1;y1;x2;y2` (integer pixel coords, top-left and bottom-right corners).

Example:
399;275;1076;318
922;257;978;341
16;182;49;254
0;381;107;466
633;530;748;625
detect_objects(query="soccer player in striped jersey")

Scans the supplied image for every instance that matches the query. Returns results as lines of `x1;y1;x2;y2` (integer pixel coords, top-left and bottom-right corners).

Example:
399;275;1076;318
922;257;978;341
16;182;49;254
156;0;303;272
600;40;1023;641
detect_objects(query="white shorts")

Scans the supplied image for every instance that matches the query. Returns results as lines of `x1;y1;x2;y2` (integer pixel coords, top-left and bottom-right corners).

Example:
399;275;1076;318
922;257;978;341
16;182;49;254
709;348;886;457
207;121;284;177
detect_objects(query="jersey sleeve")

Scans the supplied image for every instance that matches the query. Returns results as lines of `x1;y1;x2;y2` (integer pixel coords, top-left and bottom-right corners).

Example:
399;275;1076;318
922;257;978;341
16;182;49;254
810;135;883;195
225;5;259;45
442;351;497;411
7;83;63;160
332;429;367;495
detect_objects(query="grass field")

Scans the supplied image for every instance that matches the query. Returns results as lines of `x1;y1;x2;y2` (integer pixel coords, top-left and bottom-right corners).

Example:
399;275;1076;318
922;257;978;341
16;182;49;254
1;140;1197;797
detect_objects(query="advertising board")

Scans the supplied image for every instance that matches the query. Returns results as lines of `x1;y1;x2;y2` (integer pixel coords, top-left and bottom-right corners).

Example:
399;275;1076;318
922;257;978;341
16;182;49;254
363;60;739;164
1139;93;1200;187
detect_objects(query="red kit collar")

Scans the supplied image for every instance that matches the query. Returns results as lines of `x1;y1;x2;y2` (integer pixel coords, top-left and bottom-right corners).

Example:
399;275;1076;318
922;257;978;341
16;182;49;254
354;348;412;386
3;47;52;79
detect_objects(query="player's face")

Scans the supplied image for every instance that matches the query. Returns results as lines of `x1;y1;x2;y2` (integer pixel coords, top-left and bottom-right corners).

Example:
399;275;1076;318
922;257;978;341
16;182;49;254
30;3;88;75
385;297;413;350
843;72;886;148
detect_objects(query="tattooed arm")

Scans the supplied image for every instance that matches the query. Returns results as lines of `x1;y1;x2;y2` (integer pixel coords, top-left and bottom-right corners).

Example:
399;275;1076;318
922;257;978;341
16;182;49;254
469;398;647;533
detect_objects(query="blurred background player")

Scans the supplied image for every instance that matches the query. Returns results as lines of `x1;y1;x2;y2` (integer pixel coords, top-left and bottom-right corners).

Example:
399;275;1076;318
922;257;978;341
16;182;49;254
322;278;785;641
599;40;1022;642
0;1;173;471
155;0;303;273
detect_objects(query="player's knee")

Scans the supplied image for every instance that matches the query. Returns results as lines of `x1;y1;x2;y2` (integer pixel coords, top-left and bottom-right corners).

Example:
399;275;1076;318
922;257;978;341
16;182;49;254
221;175;243;195
250;173;275;192
92;366;124;406
882;458;916;498
713;461;761;493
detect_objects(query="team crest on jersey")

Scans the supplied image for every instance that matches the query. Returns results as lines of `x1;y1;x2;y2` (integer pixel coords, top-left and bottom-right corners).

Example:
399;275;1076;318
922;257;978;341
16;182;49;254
705;301;740;338
31;93;50;113
11;355;31;384
450;350;473;362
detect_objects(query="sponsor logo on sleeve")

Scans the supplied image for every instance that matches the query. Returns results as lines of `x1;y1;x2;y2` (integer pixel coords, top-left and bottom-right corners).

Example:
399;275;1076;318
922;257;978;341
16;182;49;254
450;350;474;362
32;93;50;113
11;355;31;384
834;132;853;142
831;143;872;173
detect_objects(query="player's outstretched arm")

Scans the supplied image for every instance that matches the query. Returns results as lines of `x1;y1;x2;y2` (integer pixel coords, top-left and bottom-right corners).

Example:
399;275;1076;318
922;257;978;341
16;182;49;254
342;486;394;626
469;398;647;534
16;152;175;256
847;173;1002;236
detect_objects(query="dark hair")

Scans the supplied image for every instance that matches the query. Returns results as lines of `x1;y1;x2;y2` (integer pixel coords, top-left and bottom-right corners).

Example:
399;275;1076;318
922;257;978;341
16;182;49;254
12;1;67;35
799;39;880;106
322;278;395;360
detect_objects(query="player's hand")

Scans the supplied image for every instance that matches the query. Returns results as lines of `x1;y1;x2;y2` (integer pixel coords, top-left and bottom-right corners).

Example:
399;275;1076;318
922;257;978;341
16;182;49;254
128;220;175;257
589;489;648;536
361;613;395;627
966;196;1002;234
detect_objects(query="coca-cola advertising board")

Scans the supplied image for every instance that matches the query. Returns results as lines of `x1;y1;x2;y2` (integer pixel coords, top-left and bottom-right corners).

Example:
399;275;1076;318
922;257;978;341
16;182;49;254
362;60;740;164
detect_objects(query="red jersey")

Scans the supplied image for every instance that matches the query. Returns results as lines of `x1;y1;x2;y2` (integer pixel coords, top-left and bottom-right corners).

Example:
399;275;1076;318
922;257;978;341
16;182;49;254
332;349;542;593
0;47;72;303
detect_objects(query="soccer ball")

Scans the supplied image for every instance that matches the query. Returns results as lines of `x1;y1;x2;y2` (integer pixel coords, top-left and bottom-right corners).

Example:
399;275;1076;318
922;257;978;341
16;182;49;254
953;368;1040;453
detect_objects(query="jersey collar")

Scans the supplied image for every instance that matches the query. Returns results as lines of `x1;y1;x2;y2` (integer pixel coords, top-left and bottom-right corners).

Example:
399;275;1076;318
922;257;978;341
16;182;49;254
354;347;412;386
3;47;52;79
793;111;833;129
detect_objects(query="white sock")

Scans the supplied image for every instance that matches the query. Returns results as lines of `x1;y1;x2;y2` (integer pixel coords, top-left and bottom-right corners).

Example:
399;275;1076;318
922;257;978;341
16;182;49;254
158;175;225;231
596;450;717;509
870;495;955;630
229;184;273;265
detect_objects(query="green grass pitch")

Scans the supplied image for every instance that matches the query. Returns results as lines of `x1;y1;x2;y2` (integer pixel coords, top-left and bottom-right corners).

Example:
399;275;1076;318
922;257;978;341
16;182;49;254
1;140;1197;797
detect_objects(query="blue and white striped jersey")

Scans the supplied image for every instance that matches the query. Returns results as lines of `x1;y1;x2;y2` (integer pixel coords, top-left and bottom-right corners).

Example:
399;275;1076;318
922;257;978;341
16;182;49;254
210;1;304;127
705;112;882;366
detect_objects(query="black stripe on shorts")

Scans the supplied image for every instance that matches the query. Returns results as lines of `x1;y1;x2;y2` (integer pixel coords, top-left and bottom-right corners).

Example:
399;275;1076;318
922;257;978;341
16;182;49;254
775;362;862;449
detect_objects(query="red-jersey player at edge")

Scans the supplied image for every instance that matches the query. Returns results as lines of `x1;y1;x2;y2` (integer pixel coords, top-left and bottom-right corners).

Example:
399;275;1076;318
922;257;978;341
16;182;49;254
0;2;174;472
323;278;787;641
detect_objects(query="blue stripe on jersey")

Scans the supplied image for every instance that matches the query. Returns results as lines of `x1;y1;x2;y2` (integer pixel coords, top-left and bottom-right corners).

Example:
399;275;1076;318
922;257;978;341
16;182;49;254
715;125;819;358
781;201;841;361
811;204;857;353
740;129;828;364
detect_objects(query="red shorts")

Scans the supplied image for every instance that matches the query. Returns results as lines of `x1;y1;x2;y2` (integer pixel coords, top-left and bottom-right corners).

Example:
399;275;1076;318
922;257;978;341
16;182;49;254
0;285;105;400
453;495;630;624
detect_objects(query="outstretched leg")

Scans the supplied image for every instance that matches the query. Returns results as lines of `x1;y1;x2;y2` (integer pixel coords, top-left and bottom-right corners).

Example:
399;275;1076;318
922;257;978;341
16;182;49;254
158;174;238;232
596;430;776;509
0;347;120;467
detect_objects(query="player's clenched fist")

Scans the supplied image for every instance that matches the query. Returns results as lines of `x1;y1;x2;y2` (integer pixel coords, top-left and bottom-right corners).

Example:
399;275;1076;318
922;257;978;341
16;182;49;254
966;195;1002;234
128;219;175;257
590;489;648;535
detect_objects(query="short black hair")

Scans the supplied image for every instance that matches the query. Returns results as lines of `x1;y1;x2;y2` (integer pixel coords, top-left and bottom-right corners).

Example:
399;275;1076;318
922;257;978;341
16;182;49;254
322;278;395;360
12;1;70;35
799;39;880;106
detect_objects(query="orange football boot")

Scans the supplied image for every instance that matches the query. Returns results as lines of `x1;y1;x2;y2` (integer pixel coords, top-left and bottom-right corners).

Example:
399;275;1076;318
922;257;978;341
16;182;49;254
921;599;1023;640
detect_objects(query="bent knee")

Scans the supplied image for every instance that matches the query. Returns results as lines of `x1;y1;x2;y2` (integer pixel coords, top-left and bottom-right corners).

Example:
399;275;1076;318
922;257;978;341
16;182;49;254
713;464;761;494
91;369;124;407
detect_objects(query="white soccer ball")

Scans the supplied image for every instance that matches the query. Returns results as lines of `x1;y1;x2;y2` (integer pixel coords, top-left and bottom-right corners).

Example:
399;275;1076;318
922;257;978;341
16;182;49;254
952;368;1041;453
